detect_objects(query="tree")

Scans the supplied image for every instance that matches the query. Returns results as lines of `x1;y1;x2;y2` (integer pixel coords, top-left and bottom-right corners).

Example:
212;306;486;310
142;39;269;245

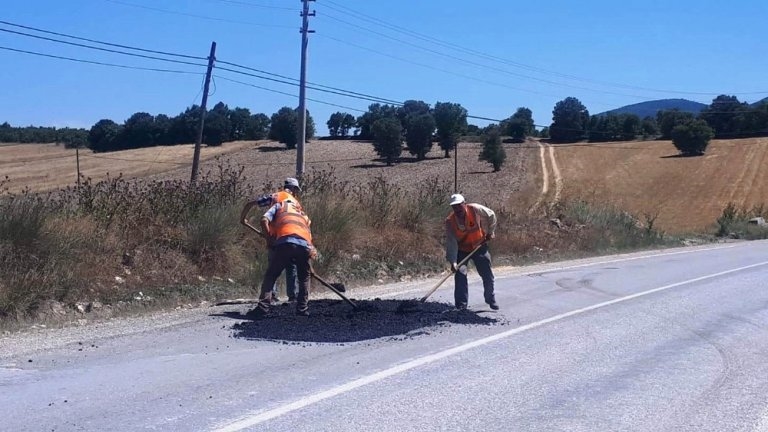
671;119;714;156
700;95;750;138
203;102;232;146
539;126;550;138
371;117;403;166
405;113;435;160
88;119;122;152
356;103;399;140
169;105;200;145
466;124;481;136
270;107;299;148
327;112;343;137
657;109;694;139
620;114;641;141
433;102;468;158
122;112;156;149
549;97;589;142
228;107;252;141
269;107;315;149
641;116;659;139
245;113;270;140
479;126;506;172
503;107;534;140
397;100;431;129
340;113;356;137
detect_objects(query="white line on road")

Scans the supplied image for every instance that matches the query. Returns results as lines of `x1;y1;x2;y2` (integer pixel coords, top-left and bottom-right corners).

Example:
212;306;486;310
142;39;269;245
212;259;768;432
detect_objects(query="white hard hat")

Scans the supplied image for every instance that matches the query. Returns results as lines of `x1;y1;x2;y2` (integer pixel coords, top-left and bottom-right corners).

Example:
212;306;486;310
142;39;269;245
449;194;465;206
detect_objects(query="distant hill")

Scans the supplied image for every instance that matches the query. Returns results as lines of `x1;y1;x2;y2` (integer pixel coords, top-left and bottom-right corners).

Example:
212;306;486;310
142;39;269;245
598;99;707;118
752;97;768;107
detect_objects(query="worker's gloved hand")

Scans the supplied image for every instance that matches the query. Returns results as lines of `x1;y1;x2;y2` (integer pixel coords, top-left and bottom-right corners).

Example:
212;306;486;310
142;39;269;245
485;232;495;241
309;247;319;260
450;262;458;273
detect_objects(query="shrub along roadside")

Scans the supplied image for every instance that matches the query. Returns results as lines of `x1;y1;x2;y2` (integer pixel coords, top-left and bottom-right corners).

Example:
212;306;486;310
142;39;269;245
1;163;679;327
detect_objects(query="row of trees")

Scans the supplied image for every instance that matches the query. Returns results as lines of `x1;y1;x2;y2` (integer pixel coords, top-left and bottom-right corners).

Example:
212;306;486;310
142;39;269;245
87;103;315;153
548;95;768;145
352;100;509;171
0;123;88;148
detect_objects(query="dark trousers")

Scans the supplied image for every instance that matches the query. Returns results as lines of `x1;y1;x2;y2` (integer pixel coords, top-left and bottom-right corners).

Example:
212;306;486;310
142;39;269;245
454;244;495;307
259;244;311;311
268;251;297;299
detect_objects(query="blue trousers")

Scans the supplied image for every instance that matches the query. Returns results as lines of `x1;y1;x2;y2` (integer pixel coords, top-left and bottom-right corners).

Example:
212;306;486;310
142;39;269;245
454;244;495;307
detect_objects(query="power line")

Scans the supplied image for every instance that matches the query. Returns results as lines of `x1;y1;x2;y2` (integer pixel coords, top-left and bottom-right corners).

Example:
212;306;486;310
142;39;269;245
214;75;366;112
316;13;655;100
215;66;401;105
315;34;564;100
103;0;295;29
206;0;297;11
216;58;403;104
320;0;768;97
0;45;203;75
0;20;205;60
0;27;207;68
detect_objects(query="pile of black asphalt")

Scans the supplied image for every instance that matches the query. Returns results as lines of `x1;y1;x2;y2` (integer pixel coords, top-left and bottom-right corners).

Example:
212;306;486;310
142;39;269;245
218;298;507;344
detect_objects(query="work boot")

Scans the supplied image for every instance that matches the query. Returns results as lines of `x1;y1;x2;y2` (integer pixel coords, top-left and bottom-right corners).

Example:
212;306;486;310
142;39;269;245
295;308;309;317
246;302;269;319
455;303;468;311
488;301;499;310
287;295;297;302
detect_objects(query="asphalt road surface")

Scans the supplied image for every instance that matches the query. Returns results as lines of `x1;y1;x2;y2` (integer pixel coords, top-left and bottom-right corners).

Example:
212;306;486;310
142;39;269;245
3;241;768;432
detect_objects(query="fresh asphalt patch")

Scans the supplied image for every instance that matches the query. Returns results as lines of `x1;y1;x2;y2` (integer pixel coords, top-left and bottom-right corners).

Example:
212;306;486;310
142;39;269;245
213;299;507;344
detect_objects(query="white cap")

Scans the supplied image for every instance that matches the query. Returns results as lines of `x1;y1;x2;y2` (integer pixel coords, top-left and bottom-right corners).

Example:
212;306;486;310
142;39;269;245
449;193;465;206
284;177;301;192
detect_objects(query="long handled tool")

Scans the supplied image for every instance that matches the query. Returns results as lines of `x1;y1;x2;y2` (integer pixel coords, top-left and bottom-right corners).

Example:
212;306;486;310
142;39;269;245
419;242;485;302
243;221;357;309
396;243;485;313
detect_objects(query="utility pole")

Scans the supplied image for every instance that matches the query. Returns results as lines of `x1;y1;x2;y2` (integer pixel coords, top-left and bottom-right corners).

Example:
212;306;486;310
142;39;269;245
454;141;458;193
296;0;315;178
76;146;81;189
191;41;217;183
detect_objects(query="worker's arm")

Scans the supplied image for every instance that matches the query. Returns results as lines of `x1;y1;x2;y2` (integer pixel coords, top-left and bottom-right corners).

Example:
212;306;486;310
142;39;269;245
470;203;497;239
240;194;275;226
260;203;281;246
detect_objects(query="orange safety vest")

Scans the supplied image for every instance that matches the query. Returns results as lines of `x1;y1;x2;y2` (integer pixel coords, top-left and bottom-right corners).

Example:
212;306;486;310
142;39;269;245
272;191;302;210
272;201;313;245
446;205;485;252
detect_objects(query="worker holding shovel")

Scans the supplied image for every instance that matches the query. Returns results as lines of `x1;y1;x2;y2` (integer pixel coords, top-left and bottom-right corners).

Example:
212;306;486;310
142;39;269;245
250;195;318;317
240;177;303;304
445;194;499;311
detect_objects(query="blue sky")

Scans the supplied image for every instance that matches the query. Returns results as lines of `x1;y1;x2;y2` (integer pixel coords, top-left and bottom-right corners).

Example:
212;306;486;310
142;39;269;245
1;0;767;131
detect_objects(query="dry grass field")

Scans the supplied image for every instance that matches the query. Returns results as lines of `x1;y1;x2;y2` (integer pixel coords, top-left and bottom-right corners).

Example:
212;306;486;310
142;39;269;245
550;137;768;233
5;136;768;234
0;141;258;193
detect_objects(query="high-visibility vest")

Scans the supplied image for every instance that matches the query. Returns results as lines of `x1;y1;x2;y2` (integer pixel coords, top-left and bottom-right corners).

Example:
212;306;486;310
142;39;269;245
272;201;313;245
272;191;302;210
446;205;485;252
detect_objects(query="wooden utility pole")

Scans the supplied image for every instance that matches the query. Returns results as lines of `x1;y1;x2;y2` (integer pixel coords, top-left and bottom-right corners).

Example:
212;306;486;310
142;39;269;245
296;0;315;177
191;41;217;183
454;141;458;193
76;146;81;189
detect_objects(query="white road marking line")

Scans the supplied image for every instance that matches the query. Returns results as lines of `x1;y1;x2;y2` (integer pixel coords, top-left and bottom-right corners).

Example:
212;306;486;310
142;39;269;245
212;259;768;432
371;242;745;300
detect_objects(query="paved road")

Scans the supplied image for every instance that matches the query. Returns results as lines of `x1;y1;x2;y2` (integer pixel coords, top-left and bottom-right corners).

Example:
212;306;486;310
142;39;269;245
3;241;768;431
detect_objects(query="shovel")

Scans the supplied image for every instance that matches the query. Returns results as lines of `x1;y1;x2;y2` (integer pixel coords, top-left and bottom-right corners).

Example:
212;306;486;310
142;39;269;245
242;221;357;309
397;242;485;313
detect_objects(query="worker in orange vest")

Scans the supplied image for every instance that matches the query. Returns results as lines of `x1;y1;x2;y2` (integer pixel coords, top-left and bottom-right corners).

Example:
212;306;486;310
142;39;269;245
240;178;303;303
251;195;317;316
445;193;498;310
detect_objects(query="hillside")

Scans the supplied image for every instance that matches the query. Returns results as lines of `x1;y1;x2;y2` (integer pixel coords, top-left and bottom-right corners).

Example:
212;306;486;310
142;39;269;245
550;137;768;233
599;98;707;118
752;97;768;107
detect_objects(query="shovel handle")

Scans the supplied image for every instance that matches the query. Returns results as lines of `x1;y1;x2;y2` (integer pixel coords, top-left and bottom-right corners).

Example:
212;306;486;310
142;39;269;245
419;242;486;303
311;271;358;309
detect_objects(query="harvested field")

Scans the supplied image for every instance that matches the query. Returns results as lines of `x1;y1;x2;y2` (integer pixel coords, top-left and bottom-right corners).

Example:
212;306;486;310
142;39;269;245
152;139;539;211
0;141;258;193
551;137;768;233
